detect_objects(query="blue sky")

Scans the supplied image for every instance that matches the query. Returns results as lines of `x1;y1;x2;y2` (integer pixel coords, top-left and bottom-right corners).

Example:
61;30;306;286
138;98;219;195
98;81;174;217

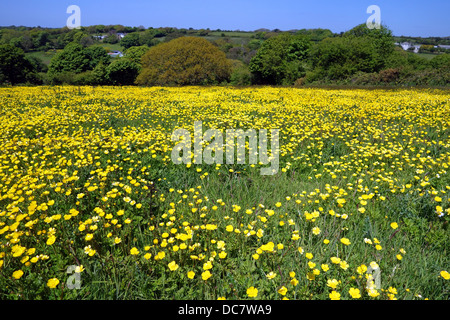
0;0;448;37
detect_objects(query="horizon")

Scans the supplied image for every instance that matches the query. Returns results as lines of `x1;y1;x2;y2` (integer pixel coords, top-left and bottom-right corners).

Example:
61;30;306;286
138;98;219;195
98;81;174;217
0;0;449;38
1;23;449;39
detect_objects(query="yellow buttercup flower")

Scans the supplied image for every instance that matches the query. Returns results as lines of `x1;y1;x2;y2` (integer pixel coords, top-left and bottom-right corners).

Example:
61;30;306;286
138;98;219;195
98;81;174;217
12;270;24;280
278;286;287;295
130;247;140;255
440;270;450;280
327;279;339;289
201;270;212;281
11;245;26;257
321;264;330;272
246;286;258;298
330;257;341;264
47;278;60;288
329;291;340;300
349;288;361;299
46;236;56;246
168;261;179;271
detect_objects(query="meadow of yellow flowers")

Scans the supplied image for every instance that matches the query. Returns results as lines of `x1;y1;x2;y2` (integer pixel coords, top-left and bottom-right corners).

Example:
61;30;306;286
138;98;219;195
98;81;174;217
0;85;449;300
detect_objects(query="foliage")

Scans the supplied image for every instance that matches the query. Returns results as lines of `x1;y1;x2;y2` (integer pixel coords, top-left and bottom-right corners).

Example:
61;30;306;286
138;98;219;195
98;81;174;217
120;32;141;50
430;53;450;69
85;46;111;69
124;45;150;66
343;23;395;61
0;23;449;87
136;37;232;86
106;59;140;85
47;43;110;83
249;33;311;85
102;34;120;44
295;28;334;42
307;37;375;82
0;44;36;84
229;60;253;86
48;43;92;75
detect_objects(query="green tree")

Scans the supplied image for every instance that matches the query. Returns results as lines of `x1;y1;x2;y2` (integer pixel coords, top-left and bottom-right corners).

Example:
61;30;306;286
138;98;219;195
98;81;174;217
79;34;94;47
85;45;111;68
430;53;450;69
139;29;160;47
344;23;395;67
229;60;252;86
106;59;140;85
136;37;232;85
9;36;34;51
33;31;50;49
305;24;395;83
296;28;334;41
90;62;108;85
48;43;109;75
103;34;119;44
307;36;381;82
26;55;48;73
124;45;150;66
48;42;91;75
47;43;110;84
120;32;141;49
249;33;311;85
247;39;263;51
0;44;34;84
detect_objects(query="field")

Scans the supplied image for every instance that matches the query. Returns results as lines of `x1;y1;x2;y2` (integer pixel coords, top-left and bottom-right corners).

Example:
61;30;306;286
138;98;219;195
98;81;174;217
415;52;440;60
25;50;58;66
0;86;449;300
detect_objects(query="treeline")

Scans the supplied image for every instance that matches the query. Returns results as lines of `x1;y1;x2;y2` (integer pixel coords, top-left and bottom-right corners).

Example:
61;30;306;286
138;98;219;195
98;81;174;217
0;23;449;86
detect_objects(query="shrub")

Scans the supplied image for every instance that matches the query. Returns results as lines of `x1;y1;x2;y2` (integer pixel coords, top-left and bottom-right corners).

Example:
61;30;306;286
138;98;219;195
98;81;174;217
124;45;150;66
249;33;311;85
48;43;110;76
0;44;35;84
106;59;140;85
120;32;141;49
293;77;306;87
379;68;400;83
229;60;252;86
308;37;383;82
135;37;232;86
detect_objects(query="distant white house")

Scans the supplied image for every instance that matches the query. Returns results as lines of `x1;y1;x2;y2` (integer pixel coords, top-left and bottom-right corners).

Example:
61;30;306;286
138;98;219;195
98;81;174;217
108;50;123;57
395;42;421;53
93;33;127;41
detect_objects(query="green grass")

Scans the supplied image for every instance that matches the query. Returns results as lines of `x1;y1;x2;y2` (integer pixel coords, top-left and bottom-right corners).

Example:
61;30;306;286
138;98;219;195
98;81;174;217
208;31;255;38
97;43;123;52
26;50;58;65
0;86;448;300
415;52;439;60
